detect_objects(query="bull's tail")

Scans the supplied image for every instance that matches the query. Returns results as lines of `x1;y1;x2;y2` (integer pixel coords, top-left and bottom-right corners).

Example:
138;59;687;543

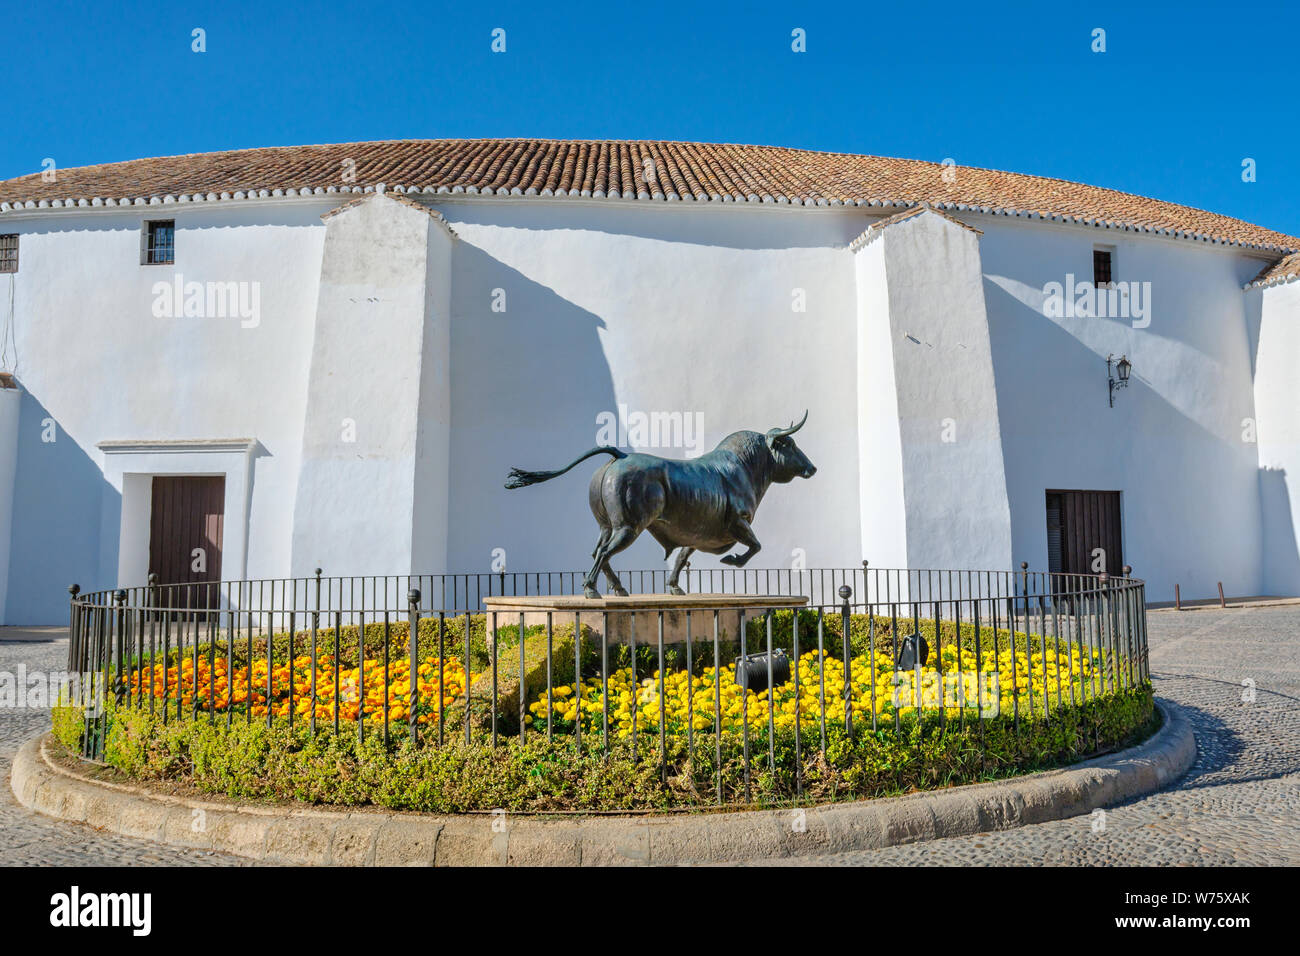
504;446;626;489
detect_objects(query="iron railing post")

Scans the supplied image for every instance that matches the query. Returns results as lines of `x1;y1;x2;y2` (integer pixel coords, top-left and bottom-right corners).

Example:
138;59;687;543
66;584;80;673
67;585;82;753
113;589;127;709
310;569;321;737
407;588;420;746
1119;567;1130;683
839;585;853;738
1098;571;1112;693
146;572;158;622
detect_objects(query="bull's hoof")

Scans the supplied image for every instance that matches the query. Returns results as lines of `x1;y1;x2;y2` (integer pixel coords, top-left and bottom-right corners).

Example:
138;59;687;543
583;586;601;600
720;554;742;567
667;585;686;596
613;587;630;598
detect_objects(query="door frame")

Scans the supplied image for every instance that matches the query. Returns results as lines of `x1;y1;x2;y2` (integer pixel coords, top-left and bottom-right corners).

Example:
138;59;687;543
99;438;256;590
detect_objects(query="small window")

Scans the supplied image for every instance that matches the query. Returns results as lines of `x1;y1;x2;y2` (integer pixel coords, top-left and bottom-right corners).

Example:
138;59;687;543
0;234;17;273
142;220;175;265
1093;247;1113;288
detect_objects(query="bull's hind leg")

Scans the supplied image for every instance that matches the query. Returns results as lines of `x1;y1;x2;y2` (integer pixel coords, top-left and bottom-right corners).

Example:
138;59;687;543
666;547;694;596
602;560;629;597
583;541;606;599
583;526;638;599
591;526;611;559
585;470;660;599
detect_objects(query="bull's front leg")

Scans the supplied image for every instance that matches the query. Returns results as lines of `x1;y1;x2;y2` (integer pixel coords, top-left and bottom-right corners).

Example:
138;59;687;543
720;516;761;567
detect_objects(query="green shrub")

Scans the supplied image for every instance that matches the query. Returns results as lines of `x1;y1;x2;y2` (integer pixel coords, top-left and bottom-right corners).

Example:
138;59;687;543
51;705;83;752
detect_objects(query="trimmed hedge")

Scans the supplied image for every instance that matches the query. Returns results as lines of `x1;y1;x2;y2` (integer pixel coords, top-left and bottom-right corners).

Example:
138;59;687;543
51;685;1155;812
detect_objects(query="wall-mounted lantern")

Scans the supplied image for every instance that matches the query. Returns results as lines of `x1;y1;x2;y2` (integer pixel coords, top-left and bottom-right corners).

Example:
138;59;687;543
1107;354;1131;407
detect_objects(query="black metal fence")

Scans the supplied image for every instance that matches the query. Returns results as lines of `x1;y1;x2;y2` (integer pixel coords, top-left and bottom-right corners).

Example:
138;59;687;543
73;563;1123;620
63;566;1149;804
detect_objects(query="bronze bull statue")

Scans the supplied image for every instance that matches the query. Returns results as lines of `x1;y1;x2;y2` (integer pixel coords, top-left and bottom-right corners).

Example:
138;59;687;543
505;413;816;599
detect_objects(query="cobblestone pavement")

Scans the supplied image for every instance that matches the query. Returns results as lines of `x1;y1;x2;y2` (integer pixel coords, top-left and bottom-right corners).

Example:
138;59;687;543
3;606;1297;866
0;638;251;866
777;605;1300;865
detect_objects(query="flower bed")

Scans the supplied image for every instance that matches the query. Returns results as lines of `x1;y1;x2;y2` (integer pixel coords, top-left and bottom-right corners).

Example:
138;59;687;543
52;611;1154;812
110;611;1119;734
123;654;478;725
526;643;1098;737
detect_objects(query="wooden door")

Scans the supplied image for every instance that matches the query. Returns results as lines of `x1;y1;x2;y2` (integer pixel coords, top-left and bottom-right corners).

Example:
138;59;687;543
148;476;225;609
1045;490;1123;579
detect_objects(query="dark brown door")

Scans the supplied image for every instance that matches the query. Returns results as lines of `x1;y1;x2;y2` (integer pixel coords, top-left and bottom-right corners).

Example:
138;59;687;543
148;476;225;610
1046;490;1123;579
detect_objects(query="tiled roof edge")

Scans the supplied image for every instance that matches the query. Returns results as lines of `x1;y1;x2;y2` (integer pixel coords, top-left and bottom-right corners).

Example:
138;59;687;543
1245;252;1300;290
1;182;1294;256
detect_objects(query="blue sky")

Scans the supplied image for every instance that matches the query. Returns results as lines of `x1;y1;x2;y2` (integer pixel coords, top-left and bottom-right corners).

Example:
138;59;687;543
3;0;1297;235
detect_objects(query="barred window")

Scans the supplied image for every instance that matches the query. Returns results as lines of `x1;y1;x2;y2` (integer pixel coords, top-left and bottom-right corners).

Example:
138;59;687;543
0;234;17;273
143;220;175;265
1093;248;1113;288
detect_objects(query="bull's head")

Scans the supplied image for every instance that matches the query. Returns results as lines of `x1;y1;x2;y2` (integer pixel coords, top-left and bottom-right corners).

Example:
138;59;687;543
766;411;816;482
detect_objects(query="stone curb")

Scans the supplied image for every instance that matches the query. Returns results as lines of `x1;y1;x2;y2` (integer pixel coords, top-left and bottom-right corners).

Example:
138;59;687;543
11;701;1193;865
1150;598;1300;612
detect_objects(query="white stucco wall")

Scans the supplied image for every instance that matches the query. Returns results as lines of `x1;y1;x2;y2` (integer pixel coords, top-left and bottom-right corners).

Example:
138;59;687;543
2;188;1297;621
852;237;908;596
290;195;452;577
438;200;868;583
874;214;1013;586
1251;279;1300;595
1;201;327;621
101;440;256;588
0;385;19;622
411;217;455;576
978;215;1271;602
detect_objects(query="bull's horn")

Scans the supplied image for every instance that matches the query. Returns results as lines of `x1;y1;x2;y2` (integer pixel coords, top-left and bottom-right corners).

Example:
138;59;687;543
766;410;809;442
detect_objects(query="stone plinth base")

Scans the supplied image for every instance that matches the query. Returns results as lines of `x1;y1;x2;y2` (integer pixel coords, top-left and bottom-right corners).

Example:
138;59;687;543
482;593;808;645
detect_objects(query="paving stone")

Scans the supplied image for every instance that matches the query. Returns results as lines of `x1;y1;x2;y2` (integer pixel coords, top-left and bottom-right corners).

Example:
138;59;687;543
0;638;255;866
770;606;1300;865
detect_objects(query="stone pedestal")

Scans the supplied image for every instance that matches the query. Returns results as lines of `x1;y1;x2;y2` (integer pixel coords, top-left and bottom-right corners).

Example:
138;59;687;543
482;593;808;645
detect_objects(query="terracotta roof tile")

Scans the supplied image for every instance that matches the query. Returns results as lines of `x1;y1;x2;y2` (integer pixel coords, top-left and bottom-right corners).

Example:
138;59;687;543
1248;252;1300;288
0;138;1295;252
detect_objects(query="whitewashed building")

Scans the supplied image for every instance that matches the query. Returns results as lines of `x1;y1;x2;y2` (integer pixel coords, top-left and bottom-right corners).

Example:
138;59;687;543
1;139;1297;622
